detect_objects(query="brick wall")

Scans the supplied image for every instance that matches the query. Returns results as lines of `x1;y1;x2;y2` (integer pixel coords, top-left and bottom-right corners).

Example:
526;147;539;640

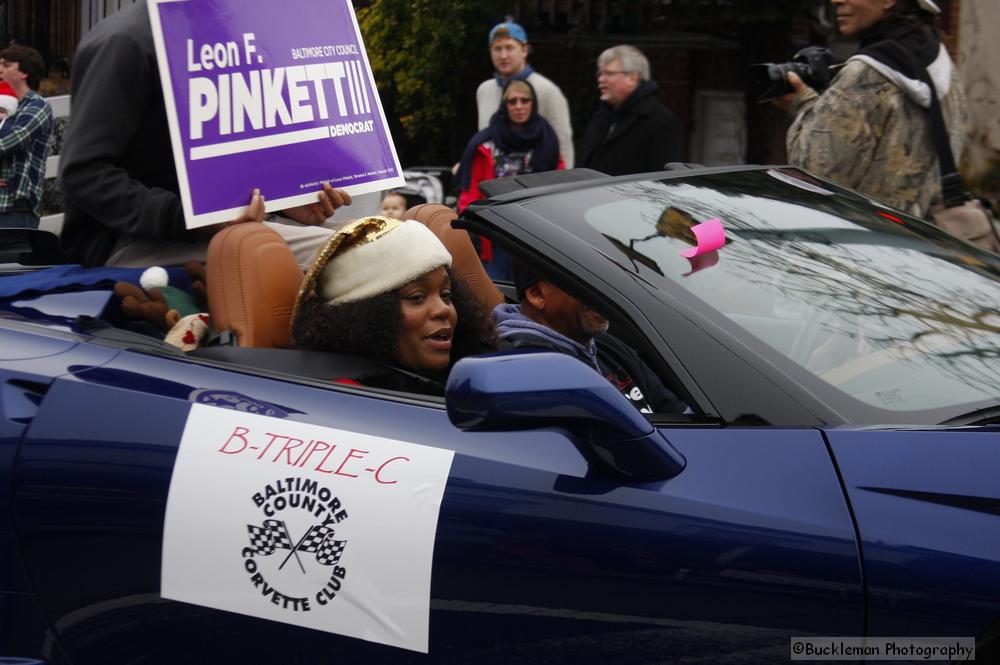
939;0;961;58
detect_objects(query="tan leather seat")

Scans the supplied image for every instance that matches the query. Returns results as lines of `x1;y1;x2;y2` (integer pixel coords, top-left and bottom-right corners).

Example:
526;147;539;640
405;204;505;312
206;223;303;348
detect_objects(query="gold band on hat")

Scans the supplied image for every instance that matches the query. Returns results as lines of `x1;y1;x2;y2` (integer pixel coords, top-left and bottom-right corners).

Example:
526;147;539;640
293;216;402;320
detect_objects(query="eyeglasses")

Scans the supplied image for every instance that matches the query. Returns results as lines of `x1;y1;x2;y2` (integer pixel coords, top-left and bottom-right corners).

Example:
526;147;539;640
596;69;629;80
504;97;533;106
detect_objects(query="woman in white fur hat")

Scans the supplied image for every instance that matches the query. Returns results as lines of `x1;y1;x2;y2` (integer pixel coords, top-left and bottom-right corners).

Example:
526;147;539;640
291;215;495;393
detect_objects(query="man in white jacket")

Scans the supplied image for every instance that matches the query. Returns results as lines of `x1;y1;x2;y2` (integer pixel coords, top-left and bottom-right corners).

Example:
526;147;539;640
476;21;574;167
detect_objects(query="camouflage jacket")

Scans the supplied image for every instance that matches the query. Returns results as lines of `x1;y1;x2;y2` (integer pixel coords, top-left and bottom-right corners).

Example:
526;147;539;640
787;46;966;217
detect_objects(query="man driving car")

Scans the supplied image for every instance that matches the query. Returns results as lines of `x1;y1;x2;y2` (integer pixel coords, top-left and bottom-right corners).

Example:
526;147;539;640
492;262;688;415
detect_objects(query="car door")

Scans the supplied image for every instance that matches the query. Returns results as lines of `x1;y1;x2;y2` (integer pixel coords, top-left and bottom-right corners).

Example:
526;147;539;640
825;428;1000;650
0;324;117;663
12;340;864;665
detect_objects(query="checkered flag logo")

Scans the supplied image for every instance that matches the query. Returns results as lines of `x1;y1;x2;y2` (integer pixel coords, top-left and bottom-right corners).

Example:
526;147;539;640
297;525;333;553
246;519;293;556
316;537;347;566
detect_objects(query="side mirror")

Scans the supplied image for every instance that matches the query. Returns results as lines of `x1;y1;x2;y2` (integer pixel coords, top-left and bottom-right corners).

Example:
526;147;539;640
446;352;686;481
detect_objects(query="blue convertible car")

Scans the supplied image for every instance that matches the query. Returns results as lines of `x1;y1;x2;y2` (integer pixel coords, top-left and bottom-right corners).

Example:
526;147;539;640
0;166;998;664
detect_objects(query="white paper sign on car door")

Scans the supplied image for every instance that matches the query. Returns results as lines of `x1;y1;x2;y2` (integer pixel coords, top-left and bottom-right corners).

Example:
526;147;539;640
161;403;454;653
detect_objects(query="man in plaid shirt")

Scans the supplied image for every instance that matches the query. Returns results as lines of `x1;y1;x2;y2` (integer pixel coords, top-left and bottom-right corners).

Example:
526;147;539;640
0;45;52;229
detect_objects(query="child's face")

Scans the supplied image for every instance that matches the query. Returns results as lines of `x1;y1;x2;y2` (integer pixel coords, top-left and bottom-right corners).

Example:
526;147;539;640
0;108;7;119
381;194;407;220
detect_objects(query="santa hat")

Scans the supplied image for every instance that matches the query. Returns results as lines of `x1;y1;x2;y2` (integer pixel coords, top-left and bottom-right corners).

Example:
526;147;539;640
295;216;452;310
0;82;17;116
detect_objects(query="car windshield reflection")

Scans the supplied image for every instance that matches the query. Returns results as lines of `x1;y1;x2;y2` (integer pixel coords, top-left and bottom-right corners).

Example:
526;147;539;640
526;170;1000;414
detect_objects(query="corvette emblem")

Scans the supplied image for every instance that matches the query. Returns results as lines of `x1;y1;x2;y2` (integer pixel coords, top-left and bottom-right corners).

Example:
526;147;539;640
240;477;348;612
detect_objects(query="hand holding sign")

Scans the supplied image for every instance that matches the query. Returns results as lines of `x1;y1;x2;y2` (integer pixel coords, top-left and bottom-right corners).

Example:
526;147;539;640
191;188;266;241
282;183;353;226
225;183;351;229
231;188;266;225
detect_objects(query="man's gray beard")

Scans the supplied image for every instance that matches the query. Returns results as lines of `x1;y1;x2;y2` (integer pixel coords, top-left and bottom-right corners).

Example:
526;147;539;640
581;312;610;337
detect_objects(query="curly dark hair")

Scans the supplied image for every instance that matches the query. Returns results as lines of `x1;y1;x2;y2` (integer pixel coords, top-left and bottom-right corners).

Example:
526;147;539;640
292;272;495;369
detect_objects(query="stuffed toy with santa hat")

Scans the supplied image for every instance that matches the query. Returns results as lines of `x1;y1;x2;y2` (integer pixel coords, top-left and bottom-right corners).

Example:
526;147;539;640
113;261;208;333
0;81;18;130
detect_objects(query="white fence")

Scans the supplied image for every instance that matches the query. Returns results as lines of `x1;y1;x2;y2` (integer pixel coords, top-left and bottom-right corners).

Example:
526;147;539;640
39;94;70;236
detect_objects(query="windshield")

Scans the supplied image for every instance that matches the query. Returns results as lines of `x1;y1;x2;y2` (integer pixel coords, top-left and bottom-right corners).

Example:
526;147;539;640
525;169;1000;414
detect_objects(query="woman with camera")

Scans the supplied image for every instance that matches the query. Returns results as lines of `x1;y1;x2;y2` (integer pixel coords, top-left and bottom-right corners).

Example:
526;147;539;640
781;0;965;219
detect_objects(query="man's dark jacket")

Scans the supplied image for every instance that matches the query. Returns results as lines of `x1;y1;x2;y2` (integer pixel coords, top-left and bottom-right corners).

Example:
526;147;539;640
59;0;189;266
579;80;683;176
493;302;687;415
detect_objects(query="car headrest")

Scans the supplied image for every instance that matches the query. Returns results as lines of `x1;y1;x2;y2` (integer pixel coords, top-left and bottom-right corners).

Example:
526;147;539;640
206;223;303;348
405;204;505;313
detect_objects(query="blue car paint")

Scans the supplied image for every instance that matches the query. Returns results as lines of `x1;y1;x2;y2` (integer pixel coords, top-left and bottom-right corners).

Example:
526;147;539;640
1;290;116;333
10;290;115;320
6;341;872;663
826;429;1000;638
0;593;71;664
0;328;118;595
446;352;687;480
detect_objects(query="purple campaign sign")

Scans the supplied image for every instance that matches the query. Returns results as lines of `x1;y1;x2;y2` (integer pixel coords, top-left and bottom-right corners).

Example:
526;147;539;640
148;0;404;228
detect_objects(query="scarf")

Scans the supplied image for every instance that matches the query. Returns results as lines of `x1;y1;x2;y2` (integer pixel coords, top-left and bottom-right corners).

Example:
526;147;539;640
493;64;534;88
856;19;940;80
455;78;561;192
491;303;600;371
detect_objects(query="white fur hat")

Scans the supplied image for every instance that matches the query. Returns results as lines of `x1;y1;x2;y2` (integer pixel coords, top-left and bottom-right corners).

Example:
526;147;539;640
296;216;452;309
917;0;941;14
0;82;18;116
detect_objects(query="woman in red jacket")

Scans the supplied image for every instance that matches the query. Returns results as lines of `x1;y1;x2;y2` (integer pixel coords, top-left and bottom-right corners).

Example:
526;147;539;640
455;79;563;280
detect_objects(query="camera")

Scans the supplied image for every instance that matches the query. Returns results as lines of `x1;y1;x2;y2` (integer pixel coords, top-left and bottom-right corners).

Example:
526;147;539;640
749;46;835;102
